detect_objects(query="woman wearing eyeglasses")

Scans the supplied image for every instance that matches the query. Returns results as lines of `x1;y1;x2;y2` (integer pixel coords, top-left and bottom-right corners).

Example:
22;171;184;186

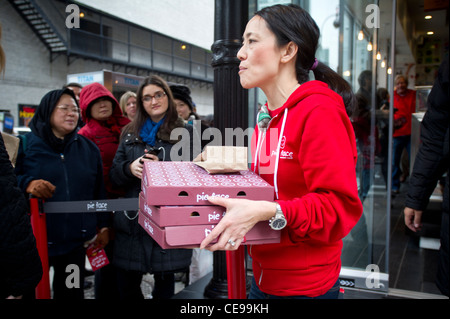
110;75;200;299
15;89;110;299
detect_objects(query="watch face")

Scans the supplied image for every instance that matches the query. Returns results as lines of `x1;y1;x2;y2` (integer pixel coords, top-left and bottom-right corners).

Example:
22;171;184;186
272;218;286;230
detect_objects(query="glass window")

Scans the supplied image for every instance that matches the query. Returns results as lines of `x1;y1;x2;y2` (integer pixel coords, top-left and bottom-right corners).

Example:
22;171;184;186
342;9;353;83
130;27;151;49
153;34;172;55
153;34;173;71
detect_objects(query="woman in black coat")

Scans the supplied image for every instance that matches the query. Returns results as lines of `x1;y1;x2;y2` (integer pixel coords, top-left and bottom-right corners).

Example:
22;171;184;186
15;89;110;299
110;75;200;299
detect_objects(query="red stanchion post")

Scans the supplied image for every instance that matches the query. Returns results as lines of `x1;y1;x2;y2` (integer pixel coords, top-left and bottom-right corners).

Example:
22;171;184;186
226;246;247;299
29;198;51;299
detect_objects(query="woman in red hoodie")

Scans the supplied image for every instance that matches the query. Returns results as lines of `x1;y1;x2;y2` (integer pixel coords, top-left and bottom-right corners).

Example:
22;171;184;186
79;83;130;199
201;4;363;299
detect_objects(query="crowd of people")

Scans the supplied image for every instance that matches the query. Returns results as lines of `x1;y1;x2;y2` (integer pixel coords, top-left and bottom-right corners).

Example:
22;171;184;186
8;73;211;299
1;4;447;300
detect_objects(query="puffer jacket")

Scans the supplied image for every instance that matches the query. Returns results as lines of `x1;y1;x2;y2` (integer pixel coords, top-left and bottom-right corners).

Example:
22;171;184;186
110;119;199;273
78;83;130;198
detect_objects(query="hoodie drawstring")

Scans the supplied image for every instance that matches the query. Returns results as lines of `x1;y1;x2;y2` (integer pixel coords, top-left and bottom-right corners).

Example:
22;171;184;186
274;108;288;199
253;108;289;200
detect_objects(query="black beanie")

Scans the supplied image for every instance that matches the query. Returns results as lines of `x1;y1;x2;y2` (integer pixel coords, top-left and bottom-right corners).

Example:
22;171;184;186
170;85;194;111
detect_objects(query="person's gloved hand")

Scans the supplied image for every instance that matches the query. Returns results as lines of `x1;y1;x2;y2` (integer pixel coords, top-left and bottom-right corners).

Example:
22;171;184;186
26;179;56;199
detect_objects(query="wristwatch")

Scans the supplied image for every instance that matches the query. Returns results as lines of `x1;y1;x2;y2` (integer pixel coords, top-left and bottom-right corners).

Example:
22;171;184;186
269;203;287;230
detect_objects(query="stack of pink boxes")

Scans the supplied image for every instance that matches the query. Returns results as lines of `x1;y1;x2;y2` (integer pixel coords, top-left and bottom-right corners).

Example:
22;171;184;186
138;161;280;249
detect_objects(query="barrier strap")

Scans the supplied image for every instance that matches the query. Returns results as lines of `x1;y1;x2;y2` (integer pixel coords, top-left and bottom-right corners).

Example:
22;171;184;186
42;198;139;214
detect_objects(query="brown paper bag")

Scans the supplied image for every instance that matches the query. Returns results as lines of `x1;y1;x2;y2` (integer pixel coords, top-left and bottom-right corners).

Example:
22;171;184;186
1;132;20;167
193;146;248;174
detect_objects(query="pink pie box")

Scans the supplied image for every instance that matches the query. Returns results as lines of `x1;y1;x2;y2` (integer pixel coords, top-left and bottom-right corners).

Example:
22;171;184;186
139;192;226;227
141;162;274;206
138;211;280;249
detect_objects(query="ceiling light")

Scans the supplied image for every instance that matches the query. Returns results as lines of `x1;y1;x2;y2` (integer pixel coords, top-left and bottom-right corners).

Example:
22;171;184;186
427;31;434;35
377;52;382;60
358;30;364;41
425;15;432;20
367;42;373;52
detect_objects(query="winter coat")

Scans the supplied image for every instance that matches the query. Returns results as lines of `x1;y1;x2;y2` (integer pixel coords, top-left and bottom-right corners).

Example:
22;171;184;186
78;83;130;198
0;134;43;298
250;81;363;297
110;118;199;273
406;57;449;215
15;89;109;257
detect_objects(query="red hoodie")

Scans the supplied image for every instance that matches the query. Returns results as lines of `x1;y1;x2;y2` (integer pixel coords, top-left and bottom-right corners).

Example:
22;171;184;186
250;81;363;297
78;83;130;198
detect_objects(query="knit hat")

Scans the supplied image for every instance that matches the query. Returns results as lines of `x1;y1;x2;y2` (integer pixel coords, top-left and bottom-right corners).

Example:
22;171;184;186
170;85;194;111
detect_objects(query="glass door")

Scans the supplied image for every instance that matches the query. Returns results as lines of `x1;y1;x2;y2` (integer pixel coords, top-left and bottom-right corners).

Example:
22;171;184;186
338;0;394;292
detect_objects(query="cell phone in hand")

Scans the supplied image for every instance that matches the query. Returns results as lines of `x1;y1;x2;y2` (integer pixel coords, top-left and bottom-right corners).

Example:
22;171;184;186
146;147;161;156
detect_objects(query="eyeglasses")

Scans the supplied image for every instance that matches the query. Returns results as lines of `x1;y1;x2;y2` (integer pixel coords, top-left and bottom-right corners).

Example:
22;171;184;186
55;105;80;114
142;91;166;103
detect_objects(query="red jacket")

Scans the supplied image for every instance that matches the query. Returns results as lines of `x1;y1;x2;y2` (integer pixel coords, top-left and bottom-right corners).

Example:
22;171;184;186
393;89;416;137
78;83;130;197
250;81;363;297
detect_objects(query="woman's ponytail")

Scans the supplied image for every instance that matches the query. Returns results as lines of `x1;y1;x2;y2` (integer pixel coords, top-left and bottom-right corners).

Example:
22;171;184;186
312;61;356;116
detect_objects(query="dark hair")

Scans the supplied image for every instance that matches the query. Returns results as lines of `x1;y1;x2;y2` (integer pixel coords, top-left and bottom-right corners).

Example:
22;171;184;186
122;74;178;139
358;70;372;88
255;4;355;115
64;82;83;89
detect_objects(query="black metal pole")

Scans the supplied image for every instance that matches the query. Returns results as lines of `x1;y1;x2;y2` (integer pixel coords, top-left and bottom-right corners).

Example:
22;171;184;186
211;0;249;145
204;0;249;299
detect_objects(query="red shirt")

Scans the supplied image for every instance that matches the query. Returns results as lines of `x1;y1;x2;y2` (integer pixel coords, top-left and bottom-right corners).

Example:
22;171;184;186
250;81;362;297
393;89;416;137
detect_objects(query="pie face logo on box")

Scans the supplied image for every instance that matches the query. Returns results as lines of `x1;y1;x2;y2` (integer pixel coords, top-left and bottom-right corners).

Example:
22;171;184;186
208;211;225;223
204;225;215;238
144;218;154;235
143;202;153;216
196;192;230;203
